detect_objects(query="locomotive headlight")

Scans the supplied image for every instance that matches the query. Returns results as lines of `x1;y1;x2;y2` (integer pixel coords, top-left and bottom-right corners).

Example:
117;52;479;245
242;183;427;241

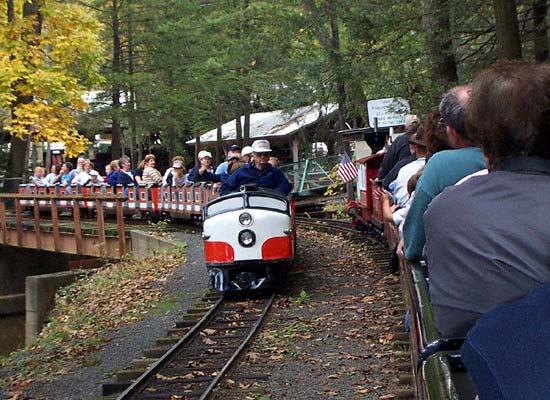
239;212;253;226
238;229;256;247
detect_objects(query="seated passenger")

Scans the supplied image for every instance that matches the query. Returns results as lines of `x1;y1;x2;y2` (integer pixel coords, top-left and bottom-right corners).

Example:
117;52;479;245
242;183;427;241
403;85;486;262
377;115;419;181
73;160;99;186
44;164;62;186
162;155;185;186
461;284;550;400
424;61;550;337
30;166;46;186
221;140;292;196
89;170;101;185
141;154;162;186
117;156;136;187
171;160;186;189
106;160;120;186
215;145;241;175
188;150;220;184
241;146;253;164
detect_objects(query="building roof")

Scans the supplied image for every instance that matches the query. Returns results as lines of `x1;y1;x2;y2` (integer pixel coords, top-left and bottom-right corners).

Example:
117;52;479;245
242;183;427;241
186;103;337;145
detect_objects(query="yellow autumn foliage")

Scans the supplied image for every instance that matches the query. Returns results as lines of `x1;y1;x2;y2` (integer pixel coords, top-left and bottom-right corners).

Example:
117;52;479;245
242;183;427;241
0;0;104;157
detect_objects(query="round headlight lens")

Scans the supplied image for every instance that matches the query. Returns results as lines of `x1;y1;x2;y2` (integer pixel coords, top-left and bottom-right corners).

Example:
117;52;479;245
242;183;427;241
238;229;256;247
239;212;253;226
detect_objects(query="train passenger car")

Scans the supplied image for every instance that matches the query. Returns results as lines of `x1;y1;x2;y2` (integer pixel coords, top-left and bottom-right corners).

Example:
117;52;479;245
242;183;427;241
202;188;295;292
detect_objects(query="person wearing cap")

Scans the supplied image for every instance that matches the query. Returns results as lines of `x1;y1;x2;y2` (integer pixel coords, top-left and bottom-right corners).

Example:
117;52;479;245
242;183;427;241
162;155;185;186
241;146;253;163
170;160;187;189
188;150;221;183
221;139;292;196
215;145;241;176
89;170;101;185
377;115;420;182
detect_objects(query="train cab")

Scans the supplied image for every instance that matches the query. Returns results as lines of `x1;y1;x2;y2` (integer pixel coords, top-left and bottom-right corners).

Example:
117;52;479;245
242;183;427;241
202;188;295;292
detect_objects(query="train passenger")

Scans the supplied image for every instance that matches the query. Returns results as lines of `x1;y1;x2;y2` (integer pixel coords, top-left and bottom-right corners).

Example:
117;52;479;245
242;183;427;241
461;284;550;400
162;155;185;186
215;145;241;175
117;156;136;186
188;151;221;184
89;170;101;185
60;162;73;186
424;61;550;337
62;157;85;193
140;154;162;186
403;85;486;262
44;164;62;186
73;160;100;186
221;140;292;196
241;146;253;163
30;166;46;186
377;114;419;181
106;160;120;186
268;156;279;168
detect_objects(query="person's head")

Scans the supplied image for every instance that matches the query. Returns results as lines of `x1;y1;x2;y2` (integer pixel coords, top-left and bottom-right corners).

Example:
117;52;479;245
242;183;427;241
198;150;212;168
76;157;85;170
119;156;131;171
172;155;184;163
143;154;156;168
109;160;120;171
439;85;472;148
89;170;99;183
241;146;253;163
409;125;428;158
62;162;73;173
51;164;61;174
228;144;241;153
172;160;185;175
82;160;92;172
407;168;423;196
227;153;240;166
105;165;112;175
34;166;45;177
405;114;420;132
251;140;272;169
424;107;452;156
466;60;550;169
268;156;279;168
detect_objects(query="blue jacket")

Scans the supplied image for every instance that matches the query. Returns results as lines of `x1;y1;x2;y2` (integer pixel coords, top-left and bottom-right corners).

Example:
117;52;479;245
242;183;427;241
117;170;135;186
221;162;292;196
107;170;120;186
188;165;220;183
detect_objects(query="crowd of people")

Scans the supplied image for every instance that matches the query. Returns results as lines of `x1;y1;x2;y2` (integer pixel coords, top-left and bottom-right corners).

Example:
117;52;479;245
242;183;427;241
27;139;292;197
377;60;550;398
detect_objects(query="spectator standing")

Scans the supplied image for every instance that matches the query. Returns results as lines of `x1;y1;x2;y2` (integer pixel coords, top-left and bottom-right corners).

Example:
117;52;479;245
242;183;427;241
221;140;292;196
141;154;162;185
403;86;486;262
424;61;550;337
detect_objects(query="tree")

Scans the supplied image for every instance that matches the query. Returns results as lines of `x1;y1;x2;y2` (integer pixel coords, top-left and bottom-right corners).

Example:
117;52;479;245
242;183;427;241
0;0;104;177
493;0;522;59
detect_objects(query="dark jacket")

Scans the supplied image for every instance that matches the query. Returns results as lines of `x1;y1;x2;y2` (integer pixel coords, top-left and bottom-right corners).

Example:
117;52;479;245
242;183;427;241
188;165;220;183
107;170;120;186
221;162;292;196
117;170;135;186
377;131;414;180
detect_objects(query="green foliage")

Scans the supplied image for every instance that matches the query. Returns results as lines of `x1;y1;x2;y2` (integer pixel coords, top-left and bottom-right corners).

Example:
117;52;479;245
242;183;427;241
294;290;310;305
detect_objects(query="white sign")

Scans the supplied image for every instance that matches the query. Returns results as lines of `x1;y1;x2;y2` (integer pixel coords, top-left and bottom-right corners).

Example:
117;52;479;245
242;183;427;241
367;97;411;128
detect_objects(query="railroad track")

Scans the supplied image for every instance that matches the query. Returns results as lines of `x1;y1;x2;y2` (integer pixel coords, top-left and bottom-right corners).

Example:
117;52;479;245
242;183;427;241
116;294;275;400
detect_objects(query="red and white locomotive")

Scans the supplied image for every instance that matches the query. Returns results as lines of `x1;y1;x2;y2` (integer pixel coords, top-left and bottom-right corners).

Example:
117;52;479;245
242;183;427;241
202;188;295;292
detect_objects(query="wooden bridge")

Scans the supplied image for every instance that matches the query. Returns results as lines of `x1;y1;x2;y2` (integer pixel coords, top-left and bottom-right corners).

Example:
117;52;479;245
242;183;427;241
0;193;130;259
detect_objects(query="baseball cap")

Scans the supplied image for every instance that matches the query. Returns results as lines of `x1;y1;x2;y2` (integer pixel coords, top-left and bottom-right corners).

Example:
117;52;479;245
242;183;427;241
241;146;253;156
89;170;99;176
226;154;240;161
251;140;272;153
198;150;212;160
228;145;241;151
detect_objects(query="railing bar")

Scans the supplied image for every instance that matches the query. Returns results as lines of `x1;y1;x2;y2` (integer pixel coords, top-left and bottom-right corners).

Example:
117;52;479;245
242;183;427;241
34;201;41;250
50;200;60;252
15;198;23;247
96;199;106;257
116;199;125;257
72;199;82;255
0;200;6;244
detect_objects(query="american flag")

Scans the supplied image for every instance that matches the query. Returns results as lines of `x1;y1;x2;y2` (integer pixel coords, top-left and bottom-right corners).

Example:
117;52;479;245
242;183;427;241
337;152;358;182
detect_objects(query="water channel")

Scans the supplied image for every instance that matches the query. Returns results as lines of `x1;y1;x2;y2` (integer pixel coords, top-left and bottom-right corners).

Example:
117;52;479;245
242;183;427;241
0;314;25;357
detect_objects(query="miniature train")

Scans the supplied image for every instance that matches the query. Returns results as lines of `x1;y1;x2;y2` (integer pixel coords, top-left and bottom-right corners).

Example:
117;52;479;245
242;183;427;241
346;139;475;399
202;187;296;292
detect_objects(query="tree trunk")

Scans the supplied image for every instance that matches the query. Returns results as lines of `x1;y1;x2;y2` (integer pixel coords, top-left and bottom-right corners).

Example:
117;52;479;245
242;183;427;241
7;0;42;179
216;100;223;165
493;0;522;59
111;0;122;160
243;96;251;145
422;0;458;86
127;9;139;163
533;0;548;61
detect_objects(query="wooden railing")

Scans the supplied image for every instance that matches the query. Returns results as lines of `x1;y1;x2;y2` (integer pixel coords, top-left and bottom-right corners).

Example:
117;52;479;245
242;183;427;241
0;193;129;258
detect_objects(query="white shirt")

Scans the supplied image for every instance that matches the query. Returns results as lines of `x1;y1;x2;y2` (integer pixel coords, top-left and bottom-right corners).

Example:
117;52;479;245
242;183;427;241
390;158;426;208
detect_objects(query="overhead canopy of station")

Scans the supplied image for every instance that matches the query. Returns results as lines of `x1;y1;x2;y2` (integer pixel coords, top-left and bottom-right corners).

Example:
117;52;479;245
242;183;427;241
186;103;337;145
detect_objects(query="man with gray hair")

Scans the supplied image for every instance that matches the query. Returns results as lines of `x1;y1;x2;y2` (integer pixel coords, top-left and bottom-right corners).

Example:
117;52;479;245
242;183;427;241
403;85;486;262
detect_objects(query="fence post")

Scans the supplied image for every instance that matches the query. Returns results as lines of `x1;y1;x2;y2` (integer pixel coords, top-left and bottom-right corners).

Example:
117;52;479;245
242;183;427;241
96;199;106;257
0;199;6;244
72;198;82;254
116;199;125;257
33;200;41;250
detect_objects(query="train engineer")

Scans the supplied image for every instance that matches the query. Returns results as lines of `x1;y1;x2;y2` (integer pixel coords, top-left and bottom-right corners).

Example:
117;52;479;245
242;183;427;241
221;139;292;196
424;60;550;338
